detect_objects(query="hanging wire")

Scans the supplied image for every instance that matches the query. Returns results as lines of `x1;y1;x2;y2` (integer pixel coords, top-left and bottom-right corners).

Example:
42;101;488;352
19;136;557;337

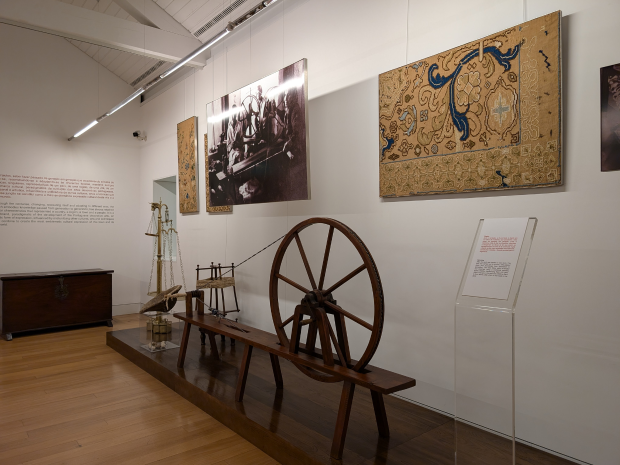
405;0;410;65
282;2;288;325
146;210;155;235
281;0;284;68
96;0;100;118
147;234;157;294
168;230;175;286
176;232;187;291
219;233;286;277
162;231;168;289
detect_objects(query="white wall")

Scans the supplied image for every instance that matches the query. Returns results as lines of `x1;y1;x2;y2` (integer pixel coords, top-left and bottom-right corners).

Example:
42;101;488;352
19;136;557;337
138;1;620;463
0;24;143;315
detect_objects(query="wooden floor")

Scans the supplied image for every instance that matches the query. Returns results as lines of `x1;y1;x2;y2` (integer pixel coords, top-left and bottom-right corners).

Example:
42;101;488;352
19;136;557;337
0;314;278;465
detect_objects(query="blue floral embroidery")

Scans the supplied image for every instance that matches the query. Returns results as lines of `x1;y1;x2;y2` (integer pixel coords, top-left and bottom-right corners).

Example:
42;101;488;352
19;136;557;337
399;105;417;136
380;127;395;159
428;45;520;141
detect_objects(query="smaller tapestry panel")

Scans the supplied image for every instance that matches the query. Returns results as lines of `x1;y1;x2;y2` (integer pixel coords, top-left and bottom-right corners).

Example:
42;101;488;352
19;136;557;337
205;134;232;212
177;116;199;213
379;11;562;196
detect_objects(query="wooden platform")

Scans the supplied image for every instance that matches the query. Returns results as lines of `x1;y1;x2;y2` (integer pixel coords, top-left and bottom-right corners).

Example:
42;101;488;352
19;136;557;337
107;326;575;465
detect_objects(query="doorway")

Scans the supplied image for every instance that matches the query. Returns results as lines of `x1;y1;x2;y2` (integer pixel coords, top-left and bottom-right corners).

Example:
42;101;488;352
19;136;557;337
153;176;177;260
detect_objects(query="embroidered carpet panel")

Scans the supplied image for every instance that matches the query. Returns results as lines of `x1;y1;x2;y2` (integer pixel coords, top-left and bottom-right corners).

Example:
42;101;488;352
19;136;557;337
379;11;562;196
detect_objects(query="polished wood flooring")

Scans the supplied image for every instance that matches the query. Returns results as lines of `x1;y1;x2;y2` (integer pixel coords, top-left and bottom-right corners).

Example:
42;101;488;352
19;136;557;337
0;314;278;465
107;322;576;465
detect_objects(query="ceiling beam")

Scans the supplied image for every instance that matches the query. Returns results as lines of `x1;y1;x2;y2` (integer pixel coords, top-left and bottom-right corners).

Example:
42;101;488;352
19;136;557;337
113;0;195;38
111;0;157;29
0;0;208;67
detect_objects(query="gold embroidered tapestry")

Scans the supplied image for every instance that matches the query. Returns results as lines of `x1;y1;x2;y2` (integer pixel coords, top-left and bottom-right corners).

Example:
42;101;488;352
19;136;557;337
204;134;232;213
177;116;198;213
379;11;562;197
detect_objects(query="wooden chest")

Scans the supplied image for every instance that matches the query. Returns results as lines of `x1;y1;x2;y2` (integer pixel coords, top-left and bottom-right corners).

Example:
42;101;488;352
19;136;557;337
0;269;113;340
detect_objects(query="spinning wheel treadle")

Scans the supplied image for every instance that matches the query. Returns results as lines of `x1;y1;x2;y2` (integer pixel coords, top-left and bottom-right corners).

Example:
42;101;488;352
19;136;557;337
269;217;384;383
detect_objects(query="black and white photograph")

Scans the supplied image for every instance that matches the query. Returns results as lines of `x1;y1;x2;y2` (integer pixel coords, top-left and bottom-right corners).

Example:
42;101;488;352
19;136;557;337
206;59;309;205
601;63;620;171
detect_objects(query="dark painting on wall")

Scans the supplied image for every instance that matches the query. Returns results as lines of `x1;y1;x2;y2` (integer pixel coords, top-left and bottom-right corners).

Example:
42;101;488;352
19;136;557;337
601;63;620;171
206;59;309;206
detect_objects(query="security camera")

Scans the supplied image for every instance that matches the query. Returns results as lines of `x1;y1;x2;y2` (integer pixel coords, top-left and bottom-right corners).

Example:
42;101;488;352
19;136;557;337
133;130;147;141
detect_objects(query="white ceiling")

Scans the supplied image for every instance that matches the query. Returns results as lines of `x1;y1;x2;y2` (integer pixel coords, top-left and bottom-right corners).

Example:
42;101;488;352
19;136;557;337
67;40;174;88
58;0;138;23
58;0;168;88
59;0;251;89
154;0;231;36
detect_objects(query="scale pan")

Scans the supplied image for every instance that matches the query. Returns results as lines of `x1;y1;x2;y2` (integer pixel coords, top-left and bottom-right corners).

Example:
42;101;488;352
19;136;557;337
140;285;182;313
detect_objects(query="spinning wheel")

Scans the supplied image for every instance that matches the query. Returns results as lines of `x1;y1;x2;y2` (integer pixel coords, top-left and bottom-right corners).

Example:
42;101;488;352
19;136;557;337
269;218;384;383
176;217;414;461
241;94;260;139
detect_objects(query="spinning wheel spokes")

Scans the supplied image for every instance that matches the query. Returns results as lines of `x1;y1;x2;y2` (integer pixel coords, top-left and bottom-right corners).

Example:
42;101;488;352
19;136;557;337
279;314;295;329
294;233;317;290
323;264;367;296
324;301;374;331
275;273;310;294
269;218;384;382
326;317;347;367
318;226;334;290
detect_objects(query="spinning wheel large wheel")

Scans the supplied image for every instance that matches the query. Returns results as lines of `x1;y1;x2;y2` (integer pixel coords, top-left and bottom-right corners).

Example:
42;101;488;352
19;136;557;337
269;218;384;383
241;94;260;139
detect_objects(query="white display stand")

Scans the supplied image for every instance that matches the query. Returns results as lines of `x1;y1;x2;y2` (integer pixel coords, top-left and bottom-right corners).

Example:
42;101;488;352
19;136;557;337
454;218;537;464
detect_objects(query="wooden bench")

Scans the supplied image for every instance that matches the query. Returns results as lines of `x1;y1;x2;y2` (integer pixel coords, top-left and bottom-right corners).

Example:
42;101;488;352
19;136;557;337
174;291;416;460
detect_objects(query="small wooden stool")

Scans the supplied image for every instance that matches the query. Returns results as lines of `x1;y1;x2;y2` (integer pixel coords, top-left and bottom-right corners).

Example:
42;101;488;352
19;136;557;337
195;262;240;346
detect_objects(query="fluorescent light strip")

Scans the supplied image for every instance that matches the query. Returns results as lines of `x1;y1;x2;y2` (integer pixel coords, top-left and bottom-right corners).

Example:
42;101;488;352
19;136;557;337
108;88;145;116
72;120;98;138
160;30;229;80
68;0;279;141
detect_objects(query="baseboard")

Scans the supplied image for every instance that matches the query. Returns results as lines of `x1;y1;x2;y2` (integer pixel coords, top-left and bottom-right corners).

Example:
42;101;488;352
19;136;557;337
112;303;141;316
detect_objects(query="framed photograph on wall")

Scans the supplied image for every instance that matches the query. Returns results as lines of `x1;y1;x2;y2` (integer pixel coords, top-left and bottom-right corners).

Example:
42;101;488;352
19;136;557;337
601;63;620;171
206;58;309;206
177;116;199;213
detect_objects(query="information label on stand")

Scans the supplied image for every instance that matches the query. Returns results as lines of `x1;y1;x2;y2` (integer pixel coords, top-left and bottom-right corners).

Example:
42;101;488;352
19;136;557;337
462;218;529;300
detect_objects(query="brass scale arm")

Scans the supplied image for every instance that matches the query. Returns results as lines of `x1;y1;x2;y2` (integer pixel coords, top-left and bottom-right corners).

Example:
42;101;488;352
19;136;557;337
145;200;175;293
